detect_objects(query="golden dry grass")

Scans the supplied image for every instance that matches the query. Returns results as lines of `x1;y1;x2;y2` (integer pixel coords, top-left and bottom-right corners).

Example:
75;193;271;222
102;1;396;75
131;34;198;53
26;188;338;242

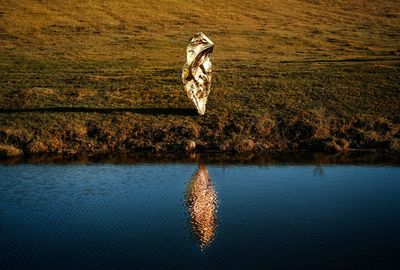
0;0;399;155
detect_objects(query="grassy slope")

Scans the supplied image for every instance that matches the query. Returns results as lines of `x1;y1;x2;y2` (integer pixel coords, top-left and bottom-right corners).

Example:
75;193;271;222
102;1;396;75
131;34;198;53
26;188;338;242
0;0;399;155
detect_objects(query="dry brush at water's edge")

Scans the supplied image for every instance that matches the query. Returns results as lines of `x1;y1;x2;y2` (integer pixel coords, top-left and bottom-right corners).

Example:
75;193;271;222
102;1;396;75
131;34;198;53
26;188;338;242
0;111;399;158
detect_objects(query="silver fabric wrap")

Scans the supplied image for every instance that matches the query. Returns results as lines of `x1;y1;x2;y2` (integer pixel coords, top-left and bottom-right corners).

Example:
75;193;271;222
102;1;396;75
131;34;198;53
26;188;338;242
182;33;214;115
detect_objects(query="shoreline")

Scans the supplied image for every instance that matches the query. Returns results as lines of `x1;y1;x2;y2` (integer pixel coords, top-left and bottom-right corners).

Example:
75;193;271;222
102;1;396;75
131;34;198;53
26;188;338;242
1;150;400;165
1;110;399;158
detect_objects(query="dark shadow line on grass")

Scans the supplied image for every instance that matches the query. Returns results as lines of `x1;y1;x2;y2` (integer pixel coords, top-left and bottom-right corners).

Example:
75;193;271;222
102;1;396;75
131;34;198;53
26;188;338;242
280;57;400;64
0;107;198;116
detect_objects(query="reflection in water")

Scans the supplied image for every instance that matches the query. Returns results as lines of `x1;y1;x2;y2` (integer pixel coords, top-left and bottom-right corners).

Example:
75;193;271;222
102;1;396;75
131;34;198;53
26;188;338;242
185;164;218;250
313;164;325;177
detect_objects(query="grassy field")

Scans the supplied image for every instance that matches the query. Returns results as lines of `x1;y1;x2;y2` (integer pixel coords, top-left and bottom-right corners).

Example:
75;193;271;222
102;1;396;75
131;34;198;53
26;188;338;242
0;0;399;156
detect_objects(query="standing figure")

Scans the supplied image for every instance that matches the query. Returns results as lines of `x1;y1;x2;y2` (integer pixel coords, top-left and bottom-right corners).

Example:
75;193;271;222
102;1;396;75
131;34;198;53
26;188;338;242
182;33;214;115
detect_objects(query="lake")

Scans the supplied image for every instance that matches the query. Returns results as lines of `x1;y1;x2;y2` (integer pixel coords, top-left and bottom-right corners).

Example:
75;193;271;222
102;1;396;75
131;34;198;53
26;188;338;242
0;160;399;269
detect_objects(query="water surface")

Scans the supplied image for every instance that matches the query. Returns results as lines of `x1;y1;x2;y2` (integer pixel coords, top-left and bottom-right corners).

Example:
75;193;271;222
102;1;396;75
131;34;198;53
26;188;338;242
0;163;399;269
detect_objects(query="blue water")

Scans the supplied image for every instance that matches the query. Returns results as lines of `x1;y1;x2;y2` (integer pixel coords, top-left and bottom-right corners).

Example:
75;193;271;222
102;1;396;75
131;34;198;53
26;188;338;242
0;164;399;269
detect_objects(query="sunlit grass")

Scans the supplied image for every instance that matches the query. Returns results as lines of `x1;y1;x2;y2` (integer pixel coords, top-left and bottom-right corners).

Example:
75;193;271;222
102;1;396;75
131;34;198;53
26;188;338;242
0;0;399;155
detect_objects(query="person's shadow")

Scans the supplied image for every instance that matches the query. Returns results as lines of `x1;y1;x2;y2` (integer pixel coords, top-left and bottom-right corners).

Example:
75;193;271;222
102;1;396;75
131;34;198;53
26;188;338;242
0;107;197;116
